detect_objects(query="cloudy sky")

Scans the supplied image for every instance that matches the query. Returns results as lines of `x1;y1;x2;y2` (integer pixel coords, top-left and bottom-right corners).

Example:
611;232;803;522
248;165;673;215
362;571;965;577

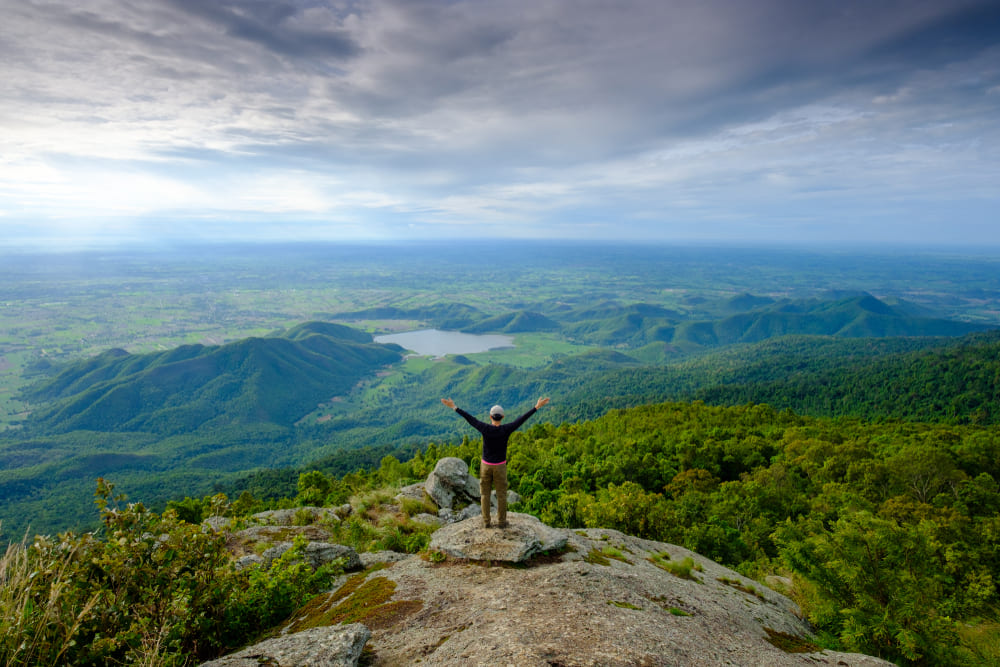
2;0;999;246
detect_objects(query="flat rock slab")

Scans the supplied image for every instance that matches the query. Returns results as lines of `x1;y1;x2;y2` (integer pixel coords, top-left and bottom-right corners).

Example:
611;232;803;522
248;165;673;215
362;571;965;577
230;524;337;558
262;541;362;571
199;624;370;667
251;507;341;525
359;528;895;666
429;512;567;562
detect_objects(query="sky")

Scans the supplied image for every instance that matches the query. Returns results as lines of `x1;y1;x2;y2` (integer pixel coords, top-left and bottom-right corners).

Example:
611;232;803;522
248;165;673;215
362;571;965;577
1;0;999;247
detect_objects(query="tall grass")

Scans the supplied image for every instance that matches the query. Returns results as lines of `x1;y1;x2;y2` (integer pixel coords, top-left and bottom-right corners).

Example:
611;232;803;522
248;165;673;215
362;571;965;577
0;533;100;666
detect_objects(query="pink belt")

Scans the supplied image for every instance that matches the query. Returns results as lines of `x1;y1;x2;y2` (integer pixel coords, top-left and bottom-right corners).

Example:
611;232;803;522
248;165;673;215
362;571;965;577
482;459;506;466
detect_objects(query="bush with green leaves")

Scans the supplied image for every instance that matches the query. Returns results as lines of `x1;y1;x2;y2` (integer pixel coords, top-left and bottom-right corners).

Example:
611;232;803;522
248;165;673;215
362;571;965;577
0;479;343;666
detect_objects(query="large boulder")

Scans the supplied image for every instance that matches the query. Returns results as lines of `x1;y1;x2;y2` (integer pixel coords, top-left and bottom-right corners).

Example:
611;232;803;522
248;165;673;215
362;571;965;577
233;523;336;545
425;457;521;517
199;624;370;667
428;512;568;562
424;457;479;509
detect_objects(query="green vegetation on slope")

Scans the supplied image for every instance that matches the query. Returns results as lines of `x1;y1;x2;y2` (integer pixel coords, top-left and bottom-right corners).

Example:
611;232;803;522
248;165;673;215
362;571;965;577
7;399;1000;665
562;330;1000;424
225;399;1000;665
5;324;1000;538
22;321;402;435
0;480;346;666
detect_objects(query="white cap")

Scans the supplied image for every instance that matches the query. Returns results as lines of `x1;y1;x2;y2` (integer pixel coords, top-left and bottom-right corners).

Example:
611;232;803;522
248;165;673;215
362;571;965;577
490;405;504;418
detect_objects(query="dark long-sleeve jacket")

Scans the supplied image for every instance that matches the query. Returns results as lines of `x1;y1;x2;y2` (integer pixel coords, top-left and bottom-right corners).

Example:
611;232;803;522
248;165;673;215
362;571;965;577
454;407;537;464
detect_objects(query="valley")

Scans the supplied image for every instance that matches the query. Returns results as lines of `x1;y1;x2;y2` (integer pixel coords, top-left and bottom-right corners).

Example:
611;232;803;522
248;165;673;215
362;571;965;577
2;242;1000;538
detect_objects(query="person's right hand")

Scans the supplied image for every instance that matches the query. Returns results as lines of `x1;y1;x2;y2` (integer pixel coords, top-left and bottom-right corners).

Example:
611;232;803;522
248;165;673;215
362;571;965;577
441;398;456;410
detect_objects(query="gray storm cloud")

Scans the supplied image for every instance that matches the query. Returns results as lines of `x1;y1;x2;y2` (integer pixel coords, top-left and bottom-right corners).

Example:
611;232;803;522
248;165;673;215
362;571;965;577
1;0;998;244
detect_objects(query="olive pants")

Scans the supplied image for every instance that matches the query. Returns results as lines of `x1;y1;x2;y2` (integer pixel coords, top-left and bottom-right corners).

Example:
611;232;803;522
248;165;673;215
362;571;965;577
480;462;508;526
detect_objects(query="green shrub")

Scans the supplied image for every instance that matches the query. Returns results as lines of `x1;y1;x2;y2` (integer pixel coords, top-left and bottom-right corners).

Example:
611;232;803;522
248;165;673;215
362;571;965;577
0;480;343;666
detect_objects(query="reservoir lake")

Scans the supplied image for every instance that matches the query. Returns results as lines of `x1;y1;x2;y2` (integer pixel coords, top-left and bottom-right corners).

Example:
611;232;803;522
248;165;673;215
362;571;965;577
374;329;514;357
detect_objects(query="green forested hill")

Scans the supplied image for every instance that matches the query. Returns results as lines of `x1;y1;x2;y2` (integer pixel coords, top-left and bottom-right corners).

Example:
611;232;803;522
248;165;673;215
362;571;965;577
560;330;1000;424
668;293;987;347
23;322;402;435
461;310;560;333
0;324;403;536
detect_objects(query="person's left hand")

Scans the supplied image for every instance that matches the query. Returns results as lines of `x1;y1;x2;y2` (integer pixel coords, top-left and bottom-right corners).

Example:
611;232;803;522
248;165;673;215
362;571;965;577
535;397;550;409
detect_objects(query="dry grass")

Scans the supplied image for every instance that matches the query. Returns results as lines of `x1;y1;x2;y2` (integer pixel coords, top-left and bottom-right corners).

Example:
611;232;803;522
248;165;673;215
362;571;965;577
0;534;99;666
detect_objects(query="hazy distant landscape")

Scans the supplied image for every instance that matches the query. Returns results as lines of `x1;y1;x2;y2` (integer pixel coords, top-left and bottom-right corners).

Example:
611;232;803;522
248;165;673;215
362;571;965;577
2;241;999;537
5;1;1000;663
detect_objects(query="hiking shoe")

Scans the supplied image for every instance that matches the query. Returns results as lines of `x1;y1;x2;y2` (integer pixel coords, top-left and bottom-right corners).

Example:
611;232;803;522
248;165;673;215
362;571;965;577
497;521;508;529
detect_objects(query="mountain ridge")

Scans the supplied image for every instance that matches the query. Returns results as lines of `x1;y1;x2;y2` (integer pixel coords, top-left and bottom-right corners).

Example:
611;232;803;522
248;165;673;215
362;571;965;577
23;325;403;435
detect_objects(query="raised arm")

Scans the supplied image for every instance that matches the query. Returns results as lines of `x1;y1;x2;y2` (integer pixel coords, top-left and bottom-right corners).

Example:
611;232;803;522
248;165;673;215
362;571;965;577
443;398;488;430
507;398;550;431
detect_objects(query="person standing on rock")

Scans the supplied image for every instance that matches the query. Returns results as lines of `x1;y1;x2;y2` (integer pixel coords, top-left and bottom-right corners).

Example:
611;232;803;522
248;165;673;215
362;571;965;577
441;397;550;529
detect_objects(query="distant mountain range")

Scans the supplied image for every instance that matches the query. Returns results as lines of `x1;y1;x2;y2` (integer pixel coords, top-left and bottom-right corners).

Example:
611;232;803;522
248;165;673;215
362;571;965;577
3;293;997;538
330;292;989;352
17;293;993;444
557;292;987;349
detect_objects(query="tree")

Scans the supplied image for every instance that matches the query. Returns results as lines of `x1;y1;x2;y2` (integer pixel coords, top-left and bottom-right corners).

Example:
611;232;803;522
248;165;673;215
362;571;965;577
296;471;331;506
776;511;960;665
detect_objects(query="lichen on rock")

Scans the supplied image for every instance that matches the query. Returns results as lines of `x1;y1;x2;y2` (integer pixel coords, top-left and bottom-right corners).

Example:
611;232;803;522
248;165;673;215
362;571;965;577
198;624;370;667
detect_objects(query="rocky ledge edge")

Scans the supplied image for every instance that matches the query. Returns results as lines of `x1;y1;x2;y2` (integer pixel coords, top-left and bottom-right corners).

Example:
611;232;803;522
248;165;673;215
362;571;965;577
201;510;894;667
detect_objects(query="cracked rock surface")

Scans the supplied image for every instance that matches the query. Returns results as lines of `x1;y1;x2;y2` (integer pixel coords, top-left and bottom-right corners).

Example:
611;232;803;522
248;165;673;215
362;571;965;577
292;521;895;667
199;624;370;667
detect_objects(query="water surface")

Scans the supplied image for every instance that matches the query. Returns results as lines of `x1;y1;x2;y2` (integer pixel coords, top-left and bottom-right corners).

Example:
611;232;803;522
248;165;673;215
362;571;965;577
374;329;514;357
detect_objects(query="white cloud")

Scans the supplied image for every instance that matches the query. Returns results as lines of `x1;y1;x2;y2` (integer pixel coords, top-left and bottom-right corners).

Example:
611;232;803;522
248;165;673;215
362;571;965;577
0;0;998;245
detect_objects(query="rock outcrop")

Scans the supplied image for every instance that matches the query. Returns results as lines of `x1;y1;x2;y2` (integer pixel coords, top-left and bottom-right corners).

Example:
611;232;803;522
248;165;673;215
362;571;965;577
201;461;894;667
199;624;369;667
262;541;363;571
250;506;345;526
401;456;520;523
256;521;893;667
429;512;567;561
